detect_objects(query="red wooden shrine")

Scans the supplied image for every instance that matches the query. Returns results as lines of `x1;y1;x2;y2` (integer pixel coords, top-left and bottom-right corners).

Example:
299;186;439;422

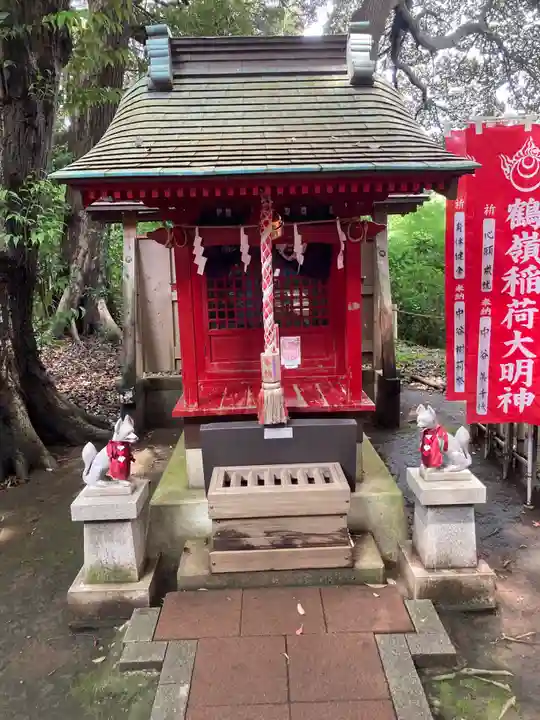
51;26;477;425
146;200;384;418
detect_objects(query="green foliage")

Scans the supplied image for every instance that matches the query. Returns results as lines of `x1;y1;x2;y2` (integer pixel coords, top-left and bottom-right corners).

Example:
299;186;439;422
388;194;446;348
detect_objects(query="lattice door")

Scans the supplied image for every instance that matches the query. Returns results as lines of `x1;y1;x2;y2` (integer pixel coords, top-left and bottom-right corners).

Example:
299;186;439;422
196;245;341;379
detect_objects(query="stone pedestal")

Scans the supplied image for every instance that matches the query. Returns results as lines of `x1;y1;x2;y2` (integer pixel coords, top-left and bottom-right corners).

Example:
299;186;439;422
69;480;158;617
408;468;486;570
400;468;496;610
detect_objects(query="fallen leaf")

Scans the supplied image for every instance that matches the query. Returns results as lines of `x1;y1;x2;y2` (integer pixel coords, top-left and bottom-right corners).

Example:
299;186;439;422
297;603;305;616
92;656;106;664
295;625;304;635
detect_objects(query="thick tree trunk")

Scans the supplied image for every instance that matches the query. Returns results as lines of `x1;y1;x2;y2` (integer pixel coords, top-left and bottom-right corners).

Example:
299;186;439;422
352;0;399;57
0;0;109;481
54;0;129;340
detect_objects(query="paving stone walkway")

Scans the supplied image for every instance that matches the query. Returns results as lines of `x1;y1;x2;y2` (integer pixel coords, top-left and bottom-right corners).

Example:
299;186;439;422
120;585;457;720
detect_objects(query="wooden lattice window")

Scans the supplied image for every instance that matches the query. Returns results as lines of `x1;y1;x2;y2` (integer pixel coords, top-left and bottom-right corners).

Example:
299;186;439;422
206;260;330;331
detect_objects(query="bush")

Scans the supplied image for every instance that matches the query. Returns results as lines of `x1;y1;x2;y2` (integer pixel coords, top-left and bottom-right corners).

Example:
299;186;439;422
388;194;446;348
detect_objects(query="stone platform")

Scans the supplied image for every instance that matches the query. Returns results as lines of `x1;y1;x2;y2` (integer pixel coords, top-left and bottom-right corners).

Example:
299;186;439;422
118;586;457;720
148;433;407;568
177;535;385;590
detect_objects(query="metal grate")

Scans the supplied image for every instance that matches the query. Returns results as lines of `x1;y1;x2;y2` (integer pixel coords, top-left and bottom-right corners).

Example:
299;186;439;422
206;262;330;331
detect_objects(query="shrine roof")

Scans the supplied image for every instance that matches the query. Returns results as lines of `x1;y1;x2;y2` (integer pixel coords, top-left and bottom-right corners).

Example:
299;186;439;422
51;32;476;183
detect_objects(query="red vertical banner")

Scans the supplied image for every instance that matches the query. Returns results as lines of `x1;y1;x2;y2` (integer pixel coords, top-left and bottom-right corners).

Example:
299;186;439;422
465;122;540;423
445;129;470;400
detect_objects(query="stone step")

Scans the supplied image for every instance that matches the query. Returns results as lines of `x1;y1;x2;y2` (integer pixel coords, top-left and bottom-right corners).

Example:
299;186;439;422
177;533;385;591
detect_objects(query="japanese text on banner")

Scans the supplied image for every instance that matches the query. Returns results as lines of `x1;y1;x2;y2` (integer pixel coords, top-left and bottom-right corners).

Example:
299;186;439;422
465;123;540;424
445;129;469;400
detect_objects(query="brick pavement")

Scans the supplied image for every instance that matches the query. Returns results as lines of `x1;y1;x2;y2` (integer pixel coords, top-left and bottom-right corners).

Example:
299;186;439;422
122;586;456;719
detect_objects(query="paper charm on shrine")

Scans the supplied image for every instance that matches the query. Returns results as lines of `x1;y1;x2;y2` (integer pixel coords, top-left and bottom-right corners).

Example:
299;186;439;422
336;219;346;270
240;226;251;272
193;226;207;275
293;224;304;267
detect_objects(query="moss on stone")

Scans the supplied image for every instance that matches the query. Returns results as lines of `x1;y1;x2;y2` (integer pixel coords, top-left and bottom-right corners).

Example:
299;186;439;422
84;565;137;585
71;628;158;720
425;674;521;720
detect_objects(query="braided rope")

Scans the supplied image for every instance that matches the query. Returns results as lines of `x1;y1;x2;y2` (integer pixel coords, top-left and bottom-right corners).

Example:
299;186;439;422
260;194;276;351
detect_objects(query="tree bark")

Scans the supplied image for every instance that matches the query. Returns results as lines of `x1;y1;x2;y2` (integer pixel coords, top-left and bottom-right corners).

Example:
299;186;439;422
54;0;129;341
352;0;399;58
0;0;109;482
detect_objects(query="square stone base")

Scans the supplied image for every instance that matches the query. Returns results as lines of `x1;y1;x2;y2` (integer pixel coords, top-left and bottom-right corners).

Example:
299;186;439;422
399;542;496;611
83;507;148;583
67;557;159;620
413;503;477;569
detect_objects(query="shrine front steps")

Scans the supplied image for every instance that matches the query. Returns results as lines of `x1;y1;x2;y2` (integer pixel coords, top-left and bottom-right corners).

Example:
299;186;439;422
147;433;407;571
177;535;385;590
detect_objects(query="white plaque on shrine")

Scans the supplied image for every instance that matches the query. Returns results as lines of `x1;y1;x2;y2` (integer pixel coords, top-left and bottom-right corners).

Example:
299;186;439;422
281;336;301;369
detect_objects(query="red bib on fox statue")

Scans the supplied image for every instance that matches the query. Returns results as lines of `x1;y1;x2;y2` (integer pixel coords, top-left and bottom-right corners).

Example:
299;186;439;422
420;426;449;469
106;441;134;482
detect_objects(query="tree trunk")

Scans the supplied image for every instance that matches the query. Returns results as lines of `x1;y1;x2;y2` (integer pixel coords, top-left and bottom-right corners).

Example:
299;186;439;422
352;0;399;57
0;0;109;482
54;0;129;340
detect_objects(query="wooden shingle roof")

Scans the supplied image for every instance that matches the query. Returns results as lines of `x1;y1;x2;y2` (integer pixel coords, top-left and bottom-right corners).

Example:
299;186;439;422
52;34;475;182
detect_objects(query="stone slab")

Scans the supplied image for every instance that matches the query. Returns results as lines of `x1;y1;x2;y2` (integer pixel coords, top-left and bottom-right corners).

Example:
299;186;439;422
287;633;389;702
118;640;168;672
71;479;149;522
154;589;242;640
376;634;434;720
200;418;358;492
177;535;384;591
404;599;457;668
160;640;197;685
124;607;161;643
241;587;325;636
406;633;457;669
404;599;447;635
399;541;497;611
148;436;211;563
413;503;477;569
83;511;148;583
348;439;407;564
67;557;159;620
151;684;189;720
186;447;204;490
321;586;414;634
406;468;486;506
84;483;134;496
189;636;288;706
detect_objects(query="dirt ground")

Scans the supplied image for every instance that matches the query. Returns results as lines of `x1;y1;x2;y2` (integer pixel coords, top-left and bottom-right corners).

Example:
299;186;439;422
1;393;540;719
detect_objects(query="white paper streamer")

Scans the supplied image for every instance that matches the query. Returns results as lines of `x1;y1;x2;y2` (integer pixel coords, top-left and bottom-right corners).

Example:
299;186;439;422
240;226;251;272
293;224;304;267
192;226;207;275
336;219;347;270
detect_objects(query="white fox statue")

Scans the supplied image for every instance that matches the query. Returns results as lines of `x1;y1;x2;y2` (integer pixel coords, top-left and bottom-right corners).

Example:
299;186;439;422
416;404;472;478
82;415;138;487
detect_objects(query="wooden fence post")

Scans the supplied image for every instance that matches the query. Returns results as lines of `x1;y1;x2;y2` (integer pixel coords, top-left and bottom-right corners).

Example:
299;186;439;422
120;215;144;430
373;209;400;428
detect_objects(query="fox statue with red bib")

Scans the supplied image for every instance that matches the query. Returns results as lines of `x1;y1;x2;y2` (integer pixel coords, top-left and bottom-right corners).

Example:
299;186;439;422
416;404;472;479
82;415;138;488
